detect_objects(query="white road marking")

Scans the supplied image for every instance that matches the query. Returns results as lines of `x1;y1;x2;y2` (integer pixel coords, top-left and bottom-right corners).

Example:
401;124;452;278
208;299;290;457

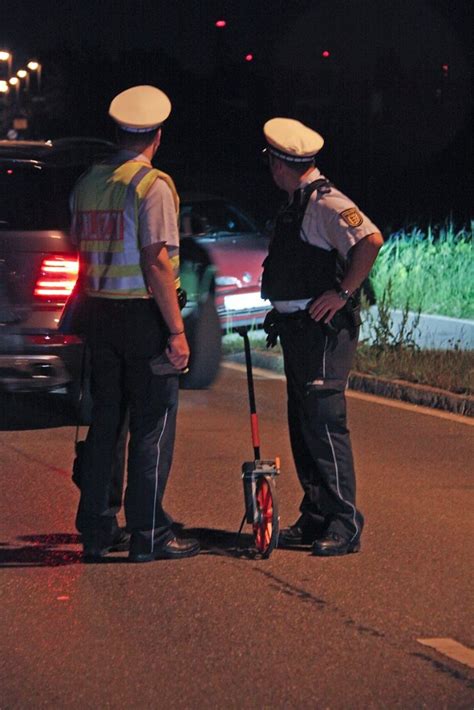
417;638;474;669
221;362;473;426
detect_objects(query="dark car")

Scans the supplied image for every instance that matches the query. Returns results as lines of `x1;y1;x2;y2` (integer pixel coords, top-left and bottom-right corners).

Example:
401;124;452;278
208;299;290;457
0;138;220;420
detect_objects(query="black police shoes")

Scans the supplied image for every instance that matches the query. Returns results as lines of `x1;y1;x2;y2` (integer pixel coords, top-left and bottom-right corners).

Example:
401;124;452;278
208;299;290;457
311;531;360;556
278;516;325;548
278;524;314;548
83;527;130;563
129;536;200;563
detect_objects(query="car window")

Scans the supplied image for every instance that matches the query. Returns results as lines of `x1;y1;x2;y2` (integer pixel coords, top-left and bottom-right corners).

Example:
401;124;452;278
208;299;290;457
0;163;84;230
180;200;257;238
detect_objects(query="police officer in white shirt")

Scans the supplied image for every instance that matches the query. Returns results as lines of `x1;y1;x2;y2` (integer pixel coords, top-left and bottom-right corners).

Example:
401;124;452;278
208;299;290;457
261;118;384;556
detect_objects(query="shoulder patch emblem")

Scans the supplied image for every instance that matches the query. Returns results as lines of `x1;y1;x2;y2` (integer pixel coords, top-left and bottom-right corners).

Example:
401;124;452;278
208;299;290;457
340;207;363;227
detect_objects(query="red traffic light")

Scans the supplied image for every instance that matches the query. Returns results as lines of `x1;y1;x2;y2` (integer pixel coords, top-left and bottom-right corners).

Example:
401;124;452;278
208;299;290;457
215;19;227;28
322;50;330;58
245;53;254;62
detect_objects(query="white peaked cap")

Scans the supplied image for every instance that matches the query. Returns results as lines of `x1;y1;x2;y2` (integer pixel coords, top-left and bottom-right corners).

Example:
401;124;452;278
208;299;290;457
264;117;324;162
109;85;172;132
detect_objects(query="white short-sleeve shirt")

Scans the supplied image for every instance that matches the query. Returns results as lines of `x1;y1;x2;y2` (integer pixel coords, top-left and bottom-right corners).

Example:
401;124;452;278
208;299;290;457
273;167;379;313
135;156;179;251
300;168;379;258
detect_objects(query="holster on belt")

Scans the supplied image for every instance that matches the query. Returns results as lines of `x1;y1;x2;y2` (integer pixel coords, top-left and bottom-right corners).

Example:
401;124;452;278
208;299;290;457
324;297;361;338
263;308;308;347
263;308;281;348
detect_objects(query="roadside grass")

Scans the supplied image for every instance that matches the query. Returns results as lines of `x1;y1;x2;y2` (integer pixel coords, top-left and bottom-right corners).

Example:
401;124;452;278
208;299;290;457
353;344;473;395
370;222;473;319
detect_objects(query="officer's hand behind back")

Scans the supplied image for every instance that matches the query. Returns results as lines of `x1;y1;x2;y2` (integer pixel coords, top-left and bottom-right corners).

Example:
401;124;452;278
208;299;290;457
166;332;190;370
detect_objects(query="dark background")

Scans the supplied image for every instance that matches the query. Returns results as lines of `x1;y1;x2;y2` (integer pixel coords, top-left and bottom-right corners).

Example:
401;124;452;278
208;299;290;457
1;0;472;232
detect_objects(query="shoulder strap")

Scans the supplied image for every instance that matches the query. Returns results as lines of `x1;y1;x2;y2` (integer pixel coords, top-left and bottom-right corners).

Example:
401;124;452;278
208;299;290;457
302;177;332;204
296;178;333;223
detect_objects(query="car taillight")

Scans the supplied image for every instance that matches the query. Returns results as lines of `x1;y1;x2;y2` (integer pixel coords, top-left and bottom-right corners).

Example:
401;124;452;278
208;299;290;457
34;255;79;301
25;334;83;346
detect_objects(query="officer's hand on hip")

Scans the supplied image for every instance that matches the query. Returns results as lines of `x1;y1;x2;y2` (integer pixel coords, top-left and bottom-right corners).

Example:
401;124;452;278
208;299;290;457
166;332;190;369
308;290;345;323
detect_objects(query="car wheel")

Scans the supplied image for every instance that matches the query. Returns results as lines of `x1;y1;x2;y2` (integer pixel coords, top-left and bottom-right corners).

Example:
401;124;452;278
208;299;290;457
181;296;222;389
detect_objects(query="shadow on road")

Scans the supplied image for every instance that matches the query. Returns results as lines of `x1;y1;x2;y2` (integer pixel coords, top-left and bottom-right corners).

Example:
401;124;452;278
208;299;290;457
0;526;270;567
0;392;77;431
0;533;83;567
179;526;268;560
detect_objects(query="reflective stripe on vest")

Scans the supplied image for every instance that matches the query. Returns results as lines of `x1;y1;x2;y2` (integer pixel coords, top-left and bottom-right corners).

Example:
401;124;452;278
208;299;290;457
72;161;180;299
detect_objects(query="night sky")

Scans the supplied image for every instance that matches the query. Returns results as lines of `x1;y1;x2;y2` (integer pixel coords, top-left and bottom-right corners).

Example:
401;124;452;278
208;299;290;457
1;0;471;69
1;0;472;229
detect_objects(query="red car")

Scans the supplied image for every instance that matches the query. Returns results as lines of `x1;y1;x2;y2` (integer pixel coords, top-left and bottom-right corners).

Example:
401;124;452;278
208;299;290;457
179;193;271;331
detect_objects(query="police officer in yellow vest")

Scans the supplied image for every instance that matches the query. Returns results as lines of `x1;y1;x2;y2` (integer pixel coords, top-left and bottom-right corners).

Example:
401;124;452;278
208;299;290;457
261;118;384;556
71;85;200;562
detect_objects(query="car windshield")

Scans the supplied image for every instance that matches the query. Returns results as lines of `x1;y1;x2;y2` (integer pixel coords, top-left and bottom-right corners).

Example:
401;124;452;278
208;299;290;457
180;200;257;238
0;162;81;230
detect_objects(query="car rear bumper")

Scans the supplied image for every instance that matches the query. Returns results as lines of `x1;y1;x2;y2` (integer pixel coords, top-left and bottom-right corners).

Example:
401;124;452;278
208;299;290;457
0;354;72;392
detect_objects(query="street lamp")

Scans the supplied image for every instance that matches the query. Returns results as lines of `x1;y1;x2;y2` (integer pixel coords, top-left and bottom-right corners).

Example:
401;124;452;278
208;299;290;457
0;80;9;93
0;51;12;78
17;69;30;93
9;76;19;99
27;60;41;92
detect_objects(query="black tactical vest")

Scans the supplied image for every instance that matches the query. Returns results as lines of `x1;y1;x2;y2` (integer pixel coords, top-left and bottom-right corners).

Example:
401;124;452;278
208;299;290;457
261;179;340;301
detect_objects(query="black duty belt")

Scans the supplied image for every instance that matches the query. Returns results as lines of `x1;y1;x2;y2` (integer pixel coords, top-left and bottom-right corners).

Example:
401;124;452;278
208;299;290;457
263;303;361;347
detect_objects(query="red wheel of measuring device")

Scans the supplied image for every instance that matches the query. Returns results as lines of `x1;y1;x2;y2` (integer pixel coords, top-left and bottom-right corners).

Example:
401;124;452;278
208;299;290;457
252;475;279;558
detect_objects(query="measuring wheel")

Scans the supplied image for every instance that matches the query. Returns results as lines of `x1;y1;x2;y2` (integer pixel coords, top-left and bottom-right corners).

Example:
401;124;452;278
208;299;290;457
253;474;279;557
236;326;281;559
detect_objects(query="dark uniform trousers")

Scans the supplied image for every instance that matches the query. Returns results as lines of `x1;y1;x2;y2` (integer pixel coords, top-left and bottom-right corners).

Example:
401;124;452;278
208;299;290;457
76;297;177;552
279;315;364;541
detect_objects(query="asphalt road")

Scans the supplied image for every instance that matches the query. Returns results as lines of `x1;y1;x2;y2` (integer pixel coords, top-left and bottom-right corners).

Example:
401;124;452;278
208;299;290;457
0;364;473;709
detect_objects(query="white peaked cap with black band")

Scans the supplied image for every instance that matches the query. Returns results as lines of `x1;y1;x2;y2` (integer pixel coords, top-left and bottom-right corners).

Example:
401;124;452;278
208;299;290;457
109;85;172;133
263;117;324;163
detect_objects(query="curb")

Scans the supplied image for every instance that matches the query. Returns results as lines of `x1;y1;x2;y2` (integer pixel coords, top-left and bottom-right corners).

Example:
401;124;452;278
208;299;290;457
225;351;473;418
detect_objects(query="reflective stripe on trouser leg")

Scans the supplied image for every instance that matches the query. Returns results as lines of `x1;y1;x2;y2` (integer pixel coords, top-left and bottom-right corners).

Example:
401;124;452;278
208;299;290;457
325;423;359;541
125;391;178;547
150;408;169;555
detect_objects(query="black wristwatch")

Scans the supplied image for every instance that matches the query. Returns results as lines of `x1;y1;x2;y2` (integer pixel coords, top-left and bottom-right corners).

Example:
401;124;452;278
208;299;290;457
336;285;351;301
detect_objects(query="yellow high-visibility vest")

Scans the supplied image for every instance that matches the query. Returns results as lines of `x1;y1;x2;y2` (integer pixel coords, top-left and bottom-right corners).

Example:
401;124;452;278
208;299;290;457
71;161;180;299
